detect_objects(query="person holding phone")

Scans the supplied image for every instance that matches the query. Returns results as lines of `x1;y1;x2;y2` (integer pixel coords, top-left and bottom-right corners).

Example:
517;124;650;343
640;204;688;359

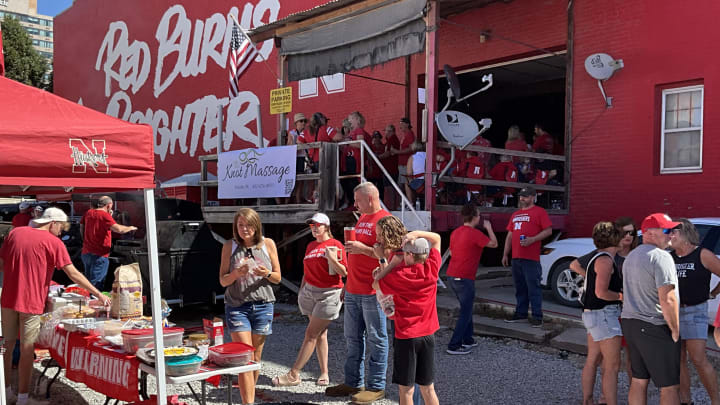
273;213;346;387
219;208;281;405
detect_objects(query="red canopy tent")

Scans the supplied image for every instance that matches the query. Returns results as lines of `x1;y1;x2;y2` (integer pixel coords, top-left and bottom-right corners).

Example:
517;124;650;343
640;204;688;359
0;76;171;404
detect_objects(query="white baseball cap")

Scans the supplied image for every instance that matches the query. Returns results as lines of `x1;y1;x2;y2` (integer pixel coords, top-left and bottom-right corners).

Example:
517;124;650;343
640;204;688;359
18;202;30;210
31;207;68;226
305;213;330;226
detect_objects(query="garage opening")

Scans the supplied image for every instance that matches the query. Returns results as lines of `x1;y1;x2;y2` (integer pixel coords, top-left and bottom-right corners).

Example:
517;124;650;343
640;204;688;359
433;53;568;211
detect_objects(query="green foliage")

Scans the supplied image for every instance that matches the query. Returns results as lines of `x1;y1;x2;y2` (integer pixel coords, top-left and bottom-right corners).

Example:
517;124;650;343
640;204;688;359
2;16;48;88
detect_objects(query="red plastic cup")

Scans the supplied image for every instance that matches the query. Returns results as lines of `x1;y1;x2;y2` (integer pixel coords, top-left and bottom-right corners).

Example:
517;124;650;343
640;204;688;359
344;227;356;242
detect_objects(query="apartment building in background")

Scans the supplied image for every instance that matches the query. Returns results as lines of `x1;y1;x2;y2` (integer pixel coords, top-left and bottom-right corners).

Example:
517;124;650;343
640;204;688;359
0;0;54;80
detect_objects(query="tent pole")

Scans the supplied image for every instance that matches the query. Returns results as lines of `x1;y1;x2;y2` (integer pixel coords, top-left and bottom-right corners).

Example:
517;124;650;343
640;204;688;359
144;188;167;405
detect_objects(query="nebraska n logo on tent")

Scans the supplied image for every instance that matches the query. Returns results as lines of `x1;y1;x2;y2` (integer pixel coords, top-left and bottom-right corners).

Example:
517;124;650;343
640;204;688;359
69;139;110;174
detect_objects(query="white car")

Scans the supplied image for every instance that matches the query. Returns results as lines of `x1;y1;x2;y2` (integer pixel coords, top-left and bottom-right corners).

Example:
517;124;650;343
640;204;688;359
540;218;720;323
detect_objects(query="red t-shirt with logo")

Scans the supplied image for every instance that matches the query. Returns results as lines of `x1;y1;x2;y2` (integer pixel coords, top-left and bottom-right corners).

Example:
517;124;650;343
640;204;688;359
447;226;491;279
397;129;416;166
464;155;486;192
11;212;32;228
300;125;334;162
379;248;440;339
506;205;552;261
81;209;116;257
0;227;72;314
346;209;391;295
303;239;346;289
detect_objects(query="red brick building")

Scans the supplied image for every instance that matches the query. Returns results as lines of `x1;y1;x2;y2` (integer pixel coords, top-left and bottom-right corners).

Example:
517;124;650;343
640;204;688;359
54;0;719;235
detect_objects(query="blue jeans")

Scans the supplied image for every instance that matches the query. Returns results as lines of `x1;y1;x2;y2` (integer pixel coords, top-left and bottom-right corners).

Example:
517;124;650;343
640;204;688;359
448;278;475;350
225;301;274;335
82;253;109;291
343;291;389;390
511;259;543;319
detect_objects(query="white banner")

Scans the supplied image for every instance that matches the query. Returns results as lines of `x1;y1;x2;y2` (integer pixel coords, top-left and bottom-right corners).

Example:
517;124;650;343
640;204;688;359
218;145;297;198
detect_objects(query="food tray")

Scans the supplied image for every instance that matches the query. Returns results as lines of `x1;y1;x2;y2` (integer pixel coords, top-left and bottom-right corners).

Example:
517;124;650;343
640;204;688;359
208;342;254;367
148;346;199;361
166;355;202;376
121;327;184;354
61;318;96;332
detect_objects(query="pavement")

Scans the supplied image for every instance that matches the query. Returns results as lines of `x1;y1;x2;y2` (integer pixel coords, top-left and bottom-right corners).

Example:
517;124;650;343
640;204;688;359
438;266;720;358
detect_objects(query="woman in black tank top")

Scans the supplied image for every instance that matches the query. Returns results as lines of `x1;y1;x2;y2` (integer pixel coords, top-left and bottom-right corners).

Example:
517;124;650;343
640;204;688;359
570;222;623;405
669;219;720;405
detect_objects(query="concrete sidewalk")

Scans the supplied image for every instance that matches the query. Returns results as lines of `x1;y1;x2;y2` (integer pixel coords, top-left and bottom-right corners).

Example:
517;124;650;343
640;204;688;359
438;267;720;358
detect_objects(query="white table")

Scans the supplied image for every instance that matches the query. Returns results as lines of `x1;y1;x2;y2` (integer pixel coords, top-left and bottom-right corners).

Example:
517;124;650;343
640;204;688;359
138;361;261;405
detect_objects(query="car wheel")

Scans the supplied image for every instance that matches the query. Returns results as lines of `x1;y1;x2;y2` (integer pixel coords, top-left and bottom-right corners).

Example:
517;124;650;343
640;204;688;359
550;258;583;308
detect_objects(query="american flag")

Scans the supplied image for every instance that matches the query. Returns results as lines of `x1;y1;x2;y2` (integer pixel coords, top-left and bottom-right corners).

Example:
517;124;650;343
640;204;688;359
228;20;257;98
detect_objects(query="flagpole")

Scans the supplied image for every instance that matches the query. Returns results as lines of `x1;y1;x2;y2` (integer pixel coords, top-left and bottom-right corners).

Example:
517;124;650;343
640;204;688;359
229;14;282;87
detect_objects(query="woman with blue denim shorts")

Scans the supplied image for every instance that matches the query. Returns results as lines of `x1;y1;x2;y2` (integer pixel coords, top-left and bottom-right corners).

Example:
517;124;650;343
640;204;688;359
219;208;281;405
571;222;623;405
669;219;720;405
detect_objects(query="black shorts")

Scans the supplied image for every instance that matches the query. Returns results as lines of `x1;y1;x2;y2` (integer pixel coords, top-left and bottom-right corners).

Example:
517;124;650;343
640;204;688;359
392;334;435;387
621;318;681;387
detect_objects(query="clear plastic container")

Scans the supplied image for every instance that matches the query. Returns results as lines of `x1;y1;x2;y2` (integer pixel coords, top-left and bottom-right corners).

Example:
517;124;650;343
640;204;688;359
166;355;202;376
208;342;254;367
121;327;184;354
97;320;125;337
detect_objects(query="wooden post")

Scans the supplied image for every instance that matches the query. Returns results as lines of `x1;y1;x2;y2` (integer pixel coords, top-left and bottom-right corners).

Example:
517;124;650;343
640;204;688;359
278;54;287;145
564;0;574;212
423;1;439;211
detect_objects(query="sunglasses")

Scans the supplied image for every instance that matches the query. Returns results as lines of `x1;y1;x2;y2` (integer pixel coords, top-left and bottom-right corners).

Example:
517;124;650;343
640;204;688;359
662;228;673;234
623;230;636;236
308;223;325;228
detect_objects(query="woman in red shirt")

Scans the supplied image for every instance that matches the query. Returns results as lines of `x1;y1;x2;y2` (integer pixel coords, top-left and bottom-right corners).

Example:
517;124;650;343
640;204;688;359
272;213;347;387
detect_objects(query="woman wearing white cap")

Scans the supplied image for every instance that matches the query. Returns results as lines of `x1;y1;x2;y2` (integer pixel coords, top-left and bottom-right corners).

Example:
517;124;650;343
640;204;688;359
273;212;347;387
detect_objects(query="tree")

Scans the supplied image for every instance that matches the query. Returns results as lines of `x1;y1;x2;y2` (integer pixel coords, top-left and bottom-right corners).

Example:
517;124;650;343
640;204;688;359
1;17;48;88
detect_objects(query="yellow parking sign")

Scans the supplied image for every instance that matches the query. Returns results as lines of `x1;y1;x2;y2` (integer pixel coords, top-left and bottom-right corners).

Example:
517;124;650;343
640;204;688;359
269;87;292;115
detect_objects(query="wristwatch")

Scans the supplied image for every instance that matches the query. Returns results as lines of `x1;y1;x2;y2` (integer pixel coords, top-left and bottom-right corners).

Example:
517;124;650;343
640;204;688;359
265;271;272;279
379;258;387;265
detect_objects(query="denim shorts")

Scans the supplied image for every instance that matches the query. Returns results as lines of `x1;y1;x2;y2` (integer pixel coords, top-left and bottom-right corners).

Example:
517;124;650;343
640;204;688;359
582;304;622;342
679;301;709;340
225;301;274;335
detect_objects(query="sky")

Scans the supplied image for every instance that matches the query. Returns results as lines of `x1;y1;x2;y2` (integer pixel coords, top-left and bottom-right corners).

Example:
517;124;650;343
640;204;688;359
37;0;73;17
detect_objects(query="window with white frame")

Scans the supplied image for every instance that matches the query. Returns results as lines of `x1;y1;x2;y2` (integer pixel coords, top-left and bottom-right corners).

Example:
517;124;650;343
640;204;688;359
661;85;703;173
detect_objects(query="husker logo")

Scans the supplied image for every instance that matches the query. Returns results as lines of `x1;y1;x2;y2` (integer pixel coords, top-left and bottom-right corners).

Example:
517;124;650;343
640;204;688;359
69;139;110;174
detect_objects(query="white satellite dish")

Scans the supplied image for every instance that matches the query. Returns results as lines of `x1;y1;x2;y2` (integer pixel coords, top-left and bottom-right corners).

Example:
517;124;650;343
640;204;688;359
436;111;492;149
584;53;624;107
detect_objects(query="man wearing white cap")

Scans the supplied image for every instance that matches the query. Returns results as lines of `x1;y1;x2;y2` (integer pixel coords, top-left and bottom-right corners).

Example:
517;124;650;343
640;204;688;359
0;207;110;405
10;202;32;228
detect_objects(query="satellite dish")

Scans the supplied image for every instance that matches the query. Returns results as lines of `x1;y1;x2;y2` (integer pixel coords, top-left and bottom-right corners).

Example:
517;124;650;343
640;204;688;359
443;64;461;100
436;111;492;149
584;53;623;80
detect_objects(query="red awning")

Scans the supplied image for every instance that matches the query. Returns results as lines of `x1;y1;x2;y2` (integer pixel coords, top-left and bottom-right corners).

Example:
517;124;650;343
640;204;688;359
0;76;155;194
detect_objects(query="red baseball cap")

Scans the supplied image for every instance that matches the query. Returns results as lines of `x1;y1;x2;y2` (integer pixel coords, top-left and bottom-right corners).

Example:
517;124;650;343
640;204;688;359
640;213;680;232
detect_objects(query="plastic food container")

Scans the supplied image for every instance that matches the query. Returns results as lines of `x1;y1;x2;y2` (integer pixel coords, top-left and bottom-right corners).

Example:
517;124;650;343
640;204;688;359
208;342;254;367
121;327;184;354
166;355;202;376
61;318;96;332
95;320;125;337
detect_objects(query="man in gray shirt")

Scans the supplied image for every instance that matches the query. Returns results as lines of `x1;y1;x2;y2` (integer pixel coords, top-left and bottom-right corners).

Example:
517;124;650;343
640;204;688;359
621;213;681;405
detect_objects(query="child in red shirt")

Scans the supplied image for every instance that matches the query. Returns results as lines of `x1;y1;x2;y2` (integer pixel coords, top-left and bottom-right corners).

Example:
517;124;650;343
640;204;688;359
373;230;442;405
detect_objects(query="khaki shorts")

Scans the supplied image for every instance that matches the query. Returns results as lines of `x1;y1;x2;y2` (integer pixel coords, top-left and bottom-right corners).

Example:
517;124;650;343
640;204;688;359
2;308;42;346
298;284;343;321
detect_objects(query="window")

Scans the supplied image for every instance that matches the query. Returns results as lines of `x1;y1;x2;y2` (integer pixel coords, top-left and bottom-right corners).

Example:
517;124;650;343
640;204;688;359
661;85;703;173
0;0;7;7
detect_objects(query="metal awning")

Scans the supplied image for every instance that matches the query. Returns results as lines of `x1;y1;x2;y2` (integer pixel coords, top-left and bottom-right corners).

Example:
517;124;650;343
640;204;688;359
248;0;506;81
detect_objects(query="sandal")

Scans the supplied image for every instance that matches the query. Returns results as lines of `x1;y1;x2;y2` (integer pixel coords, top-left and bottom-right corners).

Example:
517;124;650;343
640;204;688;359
272;372;301;387
316;375;330;386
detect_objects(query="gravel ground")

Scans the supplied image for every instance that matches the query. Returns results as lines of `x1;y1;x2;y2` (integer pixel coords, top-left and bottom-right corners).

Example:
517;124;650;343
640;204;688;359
18;303;714;404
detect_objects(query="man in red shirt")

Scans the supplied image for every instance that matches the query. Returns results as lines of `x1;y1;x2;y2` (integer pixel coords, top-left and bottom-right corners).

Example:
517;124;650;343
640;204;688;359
1;208;109;405
502;187;552;326
392;118;416;188
446;204;498;354
374;232;442;405
10;202;32;228
326;182;391;404
532;123;554;154
81;196;137;291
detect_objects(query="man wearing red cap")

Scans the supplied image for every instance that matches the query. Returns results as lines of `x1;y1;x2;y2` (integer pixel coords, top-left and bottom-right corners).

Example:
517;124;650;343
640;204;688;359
621;213;681;405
